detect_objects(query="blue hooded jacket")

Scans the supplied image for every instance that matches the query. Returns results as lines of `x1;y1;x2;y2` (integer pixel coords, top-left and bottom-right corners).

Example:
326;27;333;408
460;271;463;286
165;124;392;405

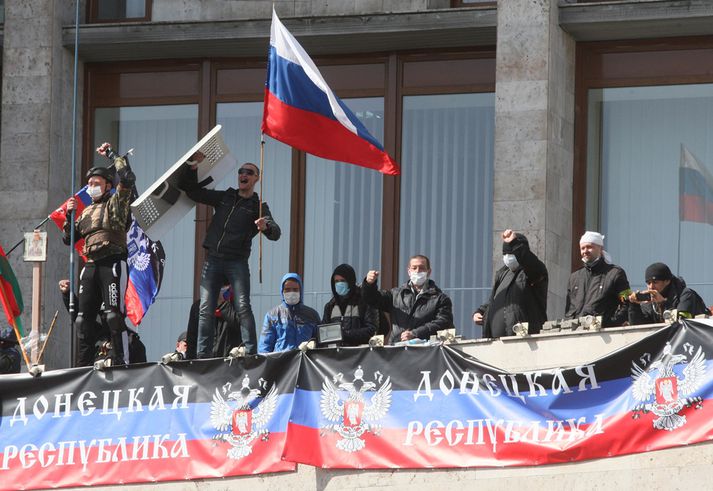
258;273;321;353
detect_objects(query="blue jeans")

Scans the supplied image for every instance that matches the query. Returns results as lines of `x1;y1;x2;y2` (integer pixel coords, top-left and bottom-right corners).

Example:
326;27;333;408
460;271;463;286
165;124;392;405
197;255;257;357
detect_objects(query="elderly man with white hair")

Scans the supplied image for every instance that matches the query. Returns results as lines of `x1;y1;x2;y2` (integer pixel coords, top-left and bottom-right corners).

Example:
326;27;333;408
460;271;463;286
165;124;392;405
564;231;631;327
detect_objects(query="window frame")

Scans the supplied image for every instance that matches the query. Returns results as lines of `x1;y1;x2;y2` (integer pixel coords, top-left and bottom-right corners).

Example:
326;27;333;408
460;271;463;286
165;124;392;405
573;35;713;270
87;0;152;24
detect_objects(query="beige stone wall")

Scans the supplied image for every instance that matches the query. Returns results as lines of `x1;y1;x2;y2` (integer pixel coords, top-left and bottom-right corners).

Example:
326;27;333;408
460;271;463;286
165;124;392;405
151;0;453;22
493;0;574;320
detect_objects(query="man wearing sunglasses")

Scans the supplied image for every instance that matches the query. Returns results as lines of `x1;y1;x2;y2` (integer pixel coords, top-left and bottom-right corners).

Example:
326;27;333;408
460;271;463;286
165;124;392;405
180;158;281;357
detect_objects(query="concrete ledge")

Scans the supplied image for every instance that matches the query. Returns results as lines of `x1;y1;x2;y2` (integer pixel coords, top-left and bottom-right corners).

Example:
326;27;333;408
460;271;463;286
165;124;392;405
559;0;713;41
62;9;497;62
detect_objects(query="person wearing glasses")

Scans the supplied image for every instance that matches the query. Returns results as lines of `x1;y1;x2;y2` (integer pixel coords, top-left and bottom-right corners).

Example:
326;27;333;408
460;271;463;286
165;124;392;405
180;157;281;357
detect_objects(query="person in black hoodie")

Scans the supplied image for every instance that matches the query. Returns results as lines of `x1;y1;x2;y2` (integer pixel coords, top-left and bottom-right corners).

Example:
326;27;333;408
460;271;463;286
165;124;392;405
474;230;548;337
322;264;379;346
179;156;281;357
628;262;710;324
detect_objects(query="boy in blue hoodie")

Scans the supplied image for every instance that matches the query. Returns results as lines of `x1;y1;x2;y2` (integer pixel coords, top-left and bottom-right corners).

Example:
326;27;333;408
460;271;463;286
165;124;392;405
258;273;321;353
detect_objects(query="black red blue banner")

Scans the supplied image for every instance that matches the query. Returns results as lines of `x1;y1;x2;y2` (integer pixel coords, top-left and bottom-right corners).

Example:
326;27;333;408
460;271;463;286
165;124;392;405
2;320;713;489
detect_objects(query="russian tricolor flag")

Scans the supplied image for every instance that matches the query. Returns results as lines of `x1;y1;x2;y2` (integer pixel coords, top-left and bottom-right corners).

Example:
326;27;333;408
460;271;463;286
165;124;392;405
262;10;400;175
679;145;713;226
49;185;94;258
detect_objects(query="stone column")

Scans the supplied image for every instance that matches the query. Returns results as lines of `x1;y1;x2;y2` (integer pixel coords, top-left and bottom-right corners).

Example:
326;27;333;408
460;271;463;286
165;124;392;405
0;0;81;368
493;0;575;318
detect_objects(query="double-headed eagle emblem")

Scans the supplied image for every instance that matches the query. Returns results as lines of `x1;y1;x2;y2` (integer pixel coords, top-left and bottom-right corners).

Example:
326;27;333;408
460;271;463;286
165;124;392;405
320;366;392;452
631;342;705;431
210;375;278;459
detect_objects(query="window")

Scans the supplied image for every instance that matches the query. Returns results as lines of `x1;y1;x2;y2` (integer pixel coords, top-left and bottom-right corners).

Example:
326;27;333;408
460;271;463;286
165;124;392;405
88;0;151;23
303;98;385;310
400;93;495;339
577;38;713;305
94;105;198;361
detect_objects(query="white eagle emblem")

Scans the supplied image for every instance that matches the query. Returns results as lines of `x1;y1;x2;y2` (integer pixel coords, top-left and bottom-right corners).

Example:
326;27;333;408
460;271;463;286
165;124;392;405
320;366;392;453
126;221;151;272
210;375;279;459
631;342;705;431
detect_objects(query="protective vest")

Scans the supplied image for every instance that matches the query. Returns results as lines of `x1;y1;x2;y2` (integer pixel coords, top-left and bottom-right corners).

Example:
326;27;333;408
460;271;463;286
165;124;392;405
76;200;126;259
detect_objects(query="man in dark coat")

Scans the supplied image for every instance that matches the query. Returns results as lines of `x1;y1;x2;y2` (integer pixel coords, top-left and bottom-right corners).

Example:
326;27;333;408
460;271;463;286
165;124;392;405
474;230;548;337
363;254;453;344
565;231;631;327
628;262;710;324
180;158;281;357
322;264;379;346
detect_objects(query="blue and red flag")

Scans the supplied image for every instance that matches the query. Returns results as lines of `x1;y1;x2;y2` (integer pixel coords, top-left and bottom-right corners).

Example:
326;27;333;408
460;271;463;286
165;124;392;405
261;9;400;175
49;185;93;258
679;145;713;226
125;218;165;326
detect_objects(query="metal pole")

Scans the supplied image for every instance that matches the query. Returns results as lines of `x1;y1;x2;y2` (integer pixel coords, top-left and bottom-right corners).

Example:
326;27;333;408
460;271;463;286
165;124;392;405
68;0;81;366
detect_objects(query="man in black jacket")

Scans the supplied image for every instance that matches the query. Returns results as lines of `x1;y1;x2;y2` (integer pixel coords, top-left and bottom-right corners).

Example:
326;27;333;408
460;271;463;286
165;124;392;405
363;255;453;344
180;159;280;357
474;230;548;337
322;264;379;346
565;231;631;327
628;262;710;324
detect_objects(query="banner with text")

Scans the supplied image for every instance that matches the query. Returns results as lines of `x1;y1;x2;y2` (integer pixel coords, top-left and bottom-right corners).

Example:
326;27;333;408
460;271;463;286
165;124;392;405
2;320;713;489
0;351;299;490
285;319;713;468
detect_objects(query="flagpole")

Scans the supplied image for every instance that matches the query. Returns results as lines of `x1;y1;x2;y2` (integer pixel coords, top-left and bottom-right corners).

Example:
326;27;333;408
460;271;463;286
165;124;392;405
0;284;31;371
258;134;265;284
37;310;59;364
68;0;81;366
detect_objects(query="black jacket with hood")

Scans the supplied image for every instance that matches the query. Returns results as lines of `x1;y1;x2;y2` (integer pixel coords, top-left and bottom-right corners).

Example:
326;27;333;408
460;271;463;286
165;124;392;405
478;233;548;338
629;276;710;325
322;264;379;346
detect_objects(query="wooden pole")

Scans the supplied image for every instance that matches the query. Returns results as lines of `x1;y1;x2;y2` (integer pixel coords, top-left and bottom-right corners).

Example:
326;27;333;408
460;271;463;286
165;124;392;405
37;310;59;364
31;261;43;364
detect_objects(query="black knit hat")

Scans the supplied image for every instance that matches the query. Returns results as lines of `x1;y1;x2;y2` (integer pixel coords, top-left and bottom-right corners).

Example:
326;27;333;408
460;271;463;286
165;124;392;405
645;262;673;283
503;233;528;254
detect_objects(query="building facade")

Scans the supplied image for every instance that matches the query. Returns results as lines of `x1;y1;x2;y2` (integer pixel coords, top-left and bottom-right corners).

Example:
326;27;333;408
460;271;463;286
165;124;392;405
1;0;712;365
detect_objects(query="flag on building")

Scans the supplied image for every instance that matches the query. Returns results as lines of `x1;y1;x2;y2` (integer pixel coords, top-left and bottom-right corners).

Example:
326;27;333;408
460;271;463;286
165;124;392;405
262;9;400;175
0;243;25;338
49;185;94;258
125;218;165;326
679;144;713;226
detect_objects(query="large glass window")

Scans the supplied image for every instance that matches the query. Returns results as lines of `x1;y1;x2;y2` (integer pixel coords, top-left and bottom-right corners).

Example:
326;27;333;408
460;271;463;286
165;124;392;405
303;98;384;313
94;104;198;361
586;84;713;301
217;102;293;327
400;93;495;339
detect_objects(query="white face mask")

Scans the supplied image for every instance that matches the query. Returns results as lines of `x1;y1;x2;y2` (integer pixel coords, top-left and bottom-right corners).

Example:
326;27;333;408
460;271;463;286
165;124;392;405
87;185;104;200
284;291;300;305
409;271;428;287
503;254;520;271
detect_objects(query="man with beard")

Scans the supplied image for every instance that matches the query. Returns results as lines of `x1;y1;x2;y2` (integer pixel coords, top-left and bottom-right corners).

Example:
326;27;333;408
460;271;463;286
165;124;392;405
565;231;631;327
628;262;710;324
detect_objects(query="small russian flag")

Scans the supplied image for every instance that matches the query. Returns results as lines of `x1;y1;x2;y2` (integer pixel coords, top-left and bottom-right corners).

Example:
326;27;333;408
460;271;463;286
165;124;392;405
261;9;400;175
49;185;94;258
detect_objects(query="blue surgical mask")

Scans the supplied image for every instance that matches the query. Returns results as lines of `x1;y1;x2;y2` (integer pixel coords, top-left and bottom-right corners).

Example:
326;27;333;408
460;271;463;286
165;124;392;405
335;281;350;297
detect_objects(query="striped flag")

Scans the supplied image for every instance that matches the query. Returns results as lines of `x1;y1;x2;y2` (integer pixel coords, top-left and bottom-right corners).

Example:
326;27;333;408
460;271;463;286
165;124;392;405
49;185;94;258
261;9;400;175
0;243;25;339
679;145;713;226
